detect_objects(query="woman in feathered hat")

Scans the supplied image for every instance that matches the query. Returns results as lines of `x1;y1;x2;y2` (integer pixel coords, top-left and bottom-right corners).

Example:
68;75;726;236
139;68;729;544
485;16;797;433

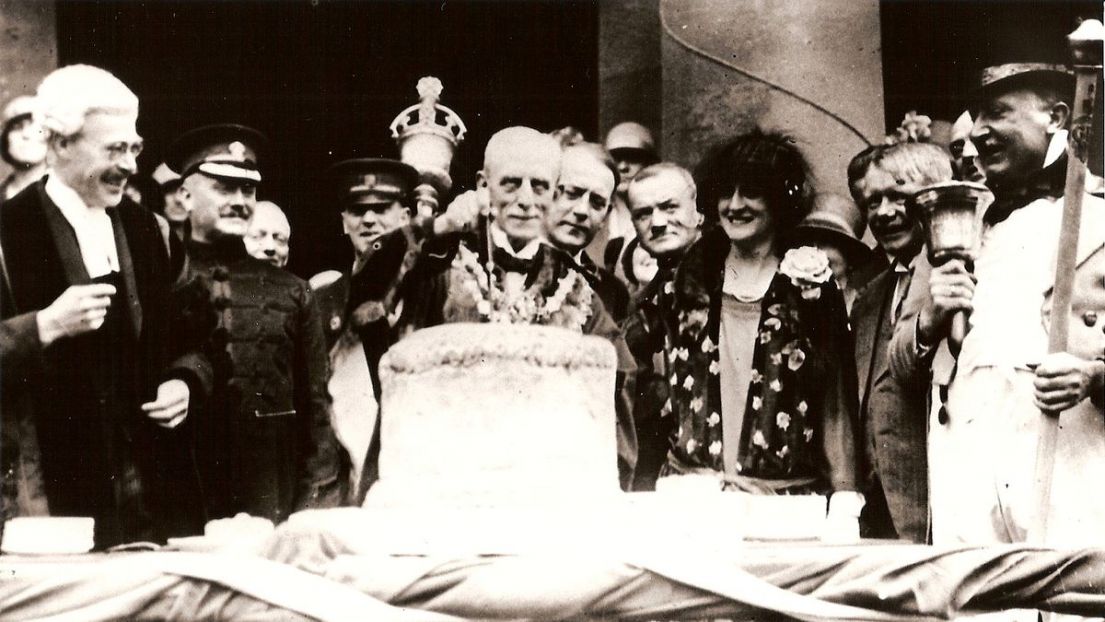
658;130;860;516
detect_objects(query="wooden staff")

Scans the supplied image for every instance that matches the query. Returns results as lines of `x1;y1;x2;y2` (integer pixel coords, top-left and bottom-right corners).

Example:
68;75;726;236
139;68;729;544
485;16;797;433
1029;18;1104;543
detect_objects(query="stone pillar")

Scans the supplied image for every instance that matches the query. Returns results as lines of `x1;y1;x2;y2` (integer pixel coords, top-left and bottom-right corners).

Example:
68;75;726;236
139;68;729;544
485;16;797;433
659;0;884;196
0;0;57;180
598;0;662;145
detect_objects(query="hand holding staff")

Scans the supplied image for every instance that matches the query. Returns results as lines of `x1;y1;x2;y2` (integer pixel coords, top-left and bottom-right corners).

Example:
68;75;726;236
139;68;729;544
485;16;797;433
1030;18;1104;543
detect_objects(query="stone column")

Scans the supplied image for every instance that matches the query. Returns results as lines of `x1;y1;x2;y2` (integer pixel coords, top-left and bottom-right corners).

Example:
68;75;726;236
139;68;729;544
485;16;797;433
658;0;884;196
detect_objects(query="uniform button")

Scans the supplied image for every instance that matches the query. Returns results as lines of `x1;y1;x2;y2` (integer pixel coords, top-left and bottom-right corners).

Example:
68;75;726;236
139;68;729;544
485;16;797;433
212;267;230;281
372;241;382;251
1082;311;1098;327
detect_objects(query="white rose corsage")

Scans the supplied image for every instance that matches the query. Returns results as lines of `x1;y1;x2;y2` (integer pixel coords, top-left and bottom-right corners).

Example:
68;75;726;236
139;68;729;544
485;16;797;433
780;246;832;300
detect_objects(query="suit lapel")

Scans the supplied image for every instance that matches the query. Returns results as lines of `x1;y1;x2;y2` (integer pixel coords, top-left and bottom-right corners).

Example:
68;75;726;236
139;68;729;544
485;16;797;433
868;276;896;392
38;183;91;286
108;207;142;338
853;270;893;407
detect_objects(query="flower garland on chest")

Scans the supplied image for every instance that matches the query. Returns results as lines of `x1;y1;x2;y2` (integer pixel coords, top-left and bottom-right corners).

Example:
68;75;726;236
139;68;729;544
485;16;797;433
452;244;594;331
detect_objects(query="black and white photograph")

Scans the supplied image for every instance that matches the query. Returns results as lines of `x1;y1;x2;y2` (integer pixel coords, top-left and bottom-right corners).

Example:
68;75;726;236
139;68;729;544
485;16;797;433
1;1;1104;620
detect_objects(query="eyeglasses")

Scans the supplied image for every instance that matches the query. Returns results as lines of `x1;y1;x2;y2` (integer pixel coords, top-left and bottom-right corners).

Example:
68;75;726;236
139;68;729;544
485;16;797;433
102;141;144;161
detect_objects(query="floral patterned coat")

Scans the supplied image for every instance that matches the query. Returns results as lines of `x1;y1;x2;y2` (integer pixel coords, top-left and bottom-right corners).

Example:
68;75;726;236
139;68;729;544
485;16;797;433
663;229;859;493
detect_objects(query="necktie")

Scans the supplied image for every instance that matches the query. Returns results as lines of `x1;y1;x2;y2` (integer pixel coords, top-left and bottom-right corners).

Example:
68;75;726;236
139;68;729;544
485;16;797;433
491;246;535;274
893;267;912;323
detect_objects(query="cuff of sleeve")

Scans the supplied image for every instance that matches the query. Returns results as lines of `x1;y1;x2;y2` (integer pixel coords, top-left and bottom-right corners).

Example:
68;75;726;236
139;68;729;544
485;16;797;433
1091;356;1105;410
913;315;934;360
828;491;866;518
164;353;213;405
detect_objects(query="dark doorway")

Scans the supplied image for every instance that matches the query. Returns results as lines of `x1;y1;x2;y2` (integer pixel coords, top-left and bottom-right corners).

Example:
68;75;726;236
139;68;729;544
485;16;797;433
880;0;1102;130
56;0;600;278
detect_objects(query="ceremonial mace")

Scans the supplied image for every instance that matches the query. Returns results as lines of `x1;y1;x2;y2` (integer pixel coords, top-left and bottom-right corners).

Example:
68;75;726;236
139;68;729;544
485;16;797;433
390;77;468;218
909;181;992;351
381;78;467;337
1030;18;1104;543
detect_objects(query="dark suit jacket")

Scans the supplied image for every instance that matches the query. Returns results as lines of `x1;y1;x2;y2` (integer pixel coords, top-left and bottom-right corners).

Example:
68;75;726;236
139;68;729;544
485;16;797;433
577;251;630;323
0;179;197;546
850;266;929;542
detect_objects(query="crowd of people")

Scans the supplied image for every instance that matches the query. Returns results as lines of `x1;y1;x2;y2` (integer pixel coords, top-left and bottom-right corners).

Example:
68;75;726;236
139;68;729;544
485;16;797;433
0;55;1102;556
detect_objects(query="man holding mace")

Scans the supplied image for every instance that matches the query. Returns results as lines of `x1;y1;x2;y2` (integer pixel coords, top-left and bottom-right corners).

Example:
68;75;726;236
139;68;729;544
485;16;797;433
890;54;1105;547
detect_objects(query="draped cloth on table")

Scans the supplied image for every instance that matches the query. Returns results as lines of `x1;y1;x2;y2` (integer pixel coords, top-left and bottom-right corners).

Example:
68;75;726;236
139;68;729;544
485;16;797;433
3;512;1104;621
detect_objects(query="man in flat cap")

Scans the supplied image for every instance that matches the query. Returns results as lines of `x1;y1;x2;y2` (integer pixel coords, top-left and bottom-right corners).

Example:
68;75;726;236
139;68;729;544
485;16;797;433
891;62;1105;547
1;65;199;548
152;162;189;242
169;124;341;525
310;157;447;494
602;122;660;285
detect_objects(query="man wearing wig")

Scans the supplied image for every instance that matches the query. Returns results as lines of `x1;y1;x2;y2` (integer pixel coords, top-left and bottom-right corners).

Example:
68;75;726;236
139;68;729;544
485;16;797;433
1;65;196;547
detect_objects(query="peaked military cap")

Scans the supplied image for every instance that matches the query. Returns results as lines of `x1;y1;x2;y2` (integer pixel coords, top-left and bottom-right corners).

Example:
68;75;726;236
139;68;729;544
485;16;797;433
330;158;419;208
167;124;267;183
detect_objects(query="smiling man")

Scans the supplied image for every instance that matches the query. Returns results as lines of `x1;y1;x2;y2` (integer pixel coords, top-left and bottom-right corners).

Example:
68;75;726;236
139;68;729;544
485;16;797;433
544;142;629;321
1;65;198;548
890;62;1105;548
244;200;292;269
848;142;952;543
309;158;430;495
169;123;341;525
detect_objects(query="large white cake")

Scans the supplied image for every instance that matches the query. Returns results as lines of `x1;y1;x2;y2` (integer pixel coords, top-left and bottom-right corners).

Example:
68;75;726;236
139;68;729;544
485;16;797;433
362;323;621;509
329;322;828;554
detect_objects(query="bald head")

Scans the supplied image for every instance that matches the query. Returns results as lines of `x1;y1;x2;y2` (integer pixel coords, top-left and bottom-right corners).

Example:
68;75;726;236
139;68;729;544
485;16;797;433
482;126;561;179
479;126;562;249
245;200;291;268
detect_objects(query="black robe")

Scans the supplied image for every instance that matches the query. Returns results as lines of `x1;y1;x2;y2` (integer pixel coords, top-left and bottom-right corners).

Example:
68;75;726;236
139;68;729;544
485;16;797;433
0;179;198;547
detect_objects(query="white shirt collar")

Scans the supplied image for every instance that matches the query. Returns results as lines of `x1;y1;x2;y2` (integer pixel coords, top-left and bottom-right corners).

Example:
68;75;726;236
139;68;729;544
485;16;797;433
45;174;120;278
489;222;543;260
889;251;920;274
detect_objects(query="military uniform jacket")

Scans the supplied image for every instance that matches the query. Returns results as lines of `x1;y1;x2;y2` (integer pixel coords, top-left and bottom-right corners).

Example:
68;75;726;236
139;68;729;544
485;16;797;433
176;237;341;524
